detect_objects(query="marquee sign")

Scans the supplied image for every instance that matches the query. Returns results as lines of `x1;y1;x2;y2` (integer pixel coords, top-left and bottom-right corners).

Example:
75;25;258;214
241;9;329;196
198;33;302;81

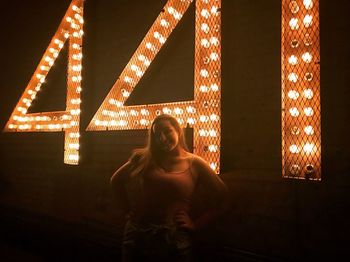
3;0;321;179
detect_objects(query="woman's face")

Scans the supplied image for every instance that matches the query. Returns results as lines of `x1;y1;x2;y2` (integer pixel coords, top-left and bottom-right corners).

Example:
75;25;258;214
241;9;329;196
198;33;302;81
152;120;179;152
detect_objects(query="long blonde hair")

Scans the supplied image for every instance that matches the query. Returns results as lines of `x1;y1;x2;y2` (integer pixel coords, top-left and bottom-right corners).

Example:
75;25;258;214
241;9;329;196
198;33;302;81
129;114;189;177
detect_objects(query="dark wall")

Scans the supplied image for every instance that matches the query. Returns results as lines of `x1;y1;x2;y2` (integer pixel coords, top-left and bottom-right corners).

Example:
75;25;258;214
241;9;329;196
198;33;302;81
1;0;349;261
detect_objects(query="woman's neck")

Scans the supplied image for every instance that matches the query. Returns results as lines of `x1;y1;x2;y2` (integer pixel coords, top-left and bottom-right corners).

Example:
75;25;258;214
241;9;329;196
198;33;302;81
154;146;186;164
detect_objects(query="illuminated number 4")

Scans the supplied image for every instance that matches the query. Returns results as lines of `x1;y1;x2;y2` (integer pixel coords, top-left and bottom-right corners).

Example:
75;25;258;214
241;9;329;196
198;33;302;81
3;0;84;165
87;0;222;173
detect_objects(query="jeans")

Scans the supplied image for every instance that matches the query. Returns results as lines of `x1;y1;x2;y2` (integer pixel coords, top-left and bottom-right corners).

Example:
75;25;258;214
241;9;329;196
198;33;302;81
122;220;193;262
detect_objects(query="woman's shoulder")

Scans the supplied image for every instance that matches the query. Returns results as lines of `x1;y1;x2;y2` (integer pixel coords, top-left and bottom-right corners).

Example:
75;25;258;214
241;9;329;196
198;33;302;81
110;161;134;184
186;153;214;174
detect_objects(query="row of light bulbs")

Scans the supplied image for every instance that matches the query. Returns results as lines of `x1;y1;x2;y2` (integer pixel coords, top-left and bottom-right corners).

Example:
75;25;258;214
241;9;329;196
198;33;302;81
289;143;316;154
283;0;319;179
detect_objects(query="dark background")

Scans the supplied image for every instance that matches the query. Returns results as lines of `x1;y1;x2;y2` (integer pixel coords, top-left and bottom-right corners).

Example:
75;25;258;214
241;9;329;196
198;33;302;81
1;0;349;261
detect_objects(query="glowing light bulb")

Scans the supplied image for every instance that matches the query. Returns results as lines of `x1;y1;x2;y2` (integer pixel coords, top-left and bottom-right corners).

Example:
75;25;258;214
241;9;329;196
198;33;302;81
211;6;219;16
210;37;219;46
143;58;151;66
304;125;314;135
140;119;149;126
72;5;81;12
200;69;209;78
210;114;219;121
303;15;313;27
201;9;210;18
304;107;314;116
303;143;315;153
186;106;196;113
138;55;145;61
288;55;298;65
167;7;174;14
174;11;182;20
69;143;80;150
130;110;138;116
209;129;217;137
289;107;299;117
288;73;298;83
162;107;172;114
288;90;299;100
140;109;149;115
146;42;155;51
303;0;313;10
208;145;218;152
210;163;217;171
289;144;300;153
289;18;299;30
210;52;219;61
200;85;208;92
174;108;183;115
124;76;133;83
201;38;210;48
130;64;139;71
122;89;130;97
70;98;81;104
72;53;82;60
211;84;219;91
200;115;208;122
44;56;53;62
199;129;207;137
70;109;81;115
72;65;82;71
187;118;196;124
201;23;210;33
68;154;79;161
303;89;313;99
54;39;62;45
302;52;312;63
72;43;80;49
40;65;50;71
160;19;169;28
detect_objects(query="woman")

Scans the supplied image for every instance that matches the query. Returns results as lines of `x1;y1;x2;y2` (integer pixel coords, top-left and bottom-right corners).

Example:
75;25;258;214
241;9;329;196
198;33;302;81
110;114;228;261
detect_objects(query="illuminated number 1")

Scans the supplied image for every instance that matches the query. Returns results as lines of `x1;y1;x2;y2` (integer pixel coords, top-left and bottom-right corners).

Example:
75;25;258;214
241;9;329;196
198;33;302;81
3;0;84;165
86;0;222;173
282;0;321;180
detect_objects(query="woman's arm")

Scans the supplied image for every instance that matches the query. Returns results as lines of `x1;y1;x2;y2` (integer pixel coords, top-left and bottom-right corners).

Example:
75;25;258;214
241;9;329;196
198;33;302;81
191;156;229;231
110;161;133;213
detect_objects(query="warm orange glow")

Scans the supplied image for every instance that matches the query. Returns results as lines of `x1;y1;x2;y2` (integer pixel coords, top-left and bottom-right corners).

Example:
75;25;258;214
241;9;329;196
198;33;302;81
282;0;321;180
3;0;84;165
86;0;222;173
